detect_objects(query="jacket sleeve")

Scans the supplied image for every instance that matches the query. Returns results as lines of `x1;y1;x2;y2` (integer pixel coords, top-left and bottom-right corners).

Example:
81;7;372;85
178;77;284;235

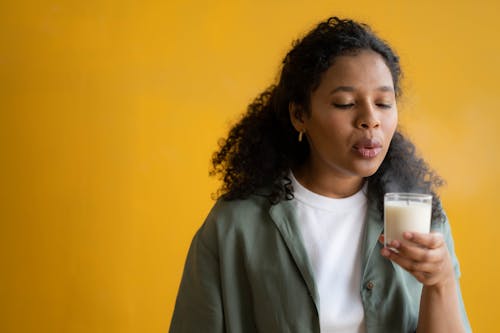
169;221;224;333
438;217;473;333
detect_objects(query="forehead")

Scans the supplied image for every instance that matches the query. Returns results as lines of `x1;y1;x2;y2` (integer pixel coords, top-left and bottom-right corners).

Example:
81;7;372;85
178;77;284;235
317;50;394;91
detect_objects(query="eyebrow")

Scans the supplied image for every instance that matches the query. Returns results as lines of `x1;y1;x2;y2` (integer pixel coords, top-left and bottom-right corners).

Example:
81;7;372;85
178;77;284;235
330;85;395;94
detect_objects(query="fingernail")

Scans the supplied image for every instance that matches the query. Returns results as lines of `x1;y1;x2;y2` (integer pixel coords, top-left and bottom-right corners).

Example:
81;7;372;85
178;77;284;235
403;232;412;239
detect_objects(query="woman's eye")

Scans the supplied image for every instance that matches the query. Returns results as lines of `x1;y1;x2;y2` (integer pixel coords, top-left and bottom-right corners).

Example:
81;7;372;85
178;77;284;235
333;103;354;109
376;103;392;109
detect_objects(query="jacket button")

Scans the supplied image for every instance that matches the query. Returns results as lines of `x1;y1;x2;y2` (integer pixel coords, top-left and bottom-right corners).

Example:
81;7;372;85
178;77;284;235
366;281;375;290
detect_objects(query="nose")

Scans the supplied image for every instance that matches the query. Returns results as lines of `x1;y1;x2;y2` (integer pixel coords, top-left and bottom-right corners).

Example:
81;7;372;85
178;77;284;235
356;103;380;129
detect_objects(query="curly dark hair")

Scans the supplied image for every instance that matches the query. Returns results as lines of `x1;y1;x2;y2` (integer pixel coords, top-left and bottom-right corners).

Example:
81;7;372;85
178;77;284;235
210;17;445;220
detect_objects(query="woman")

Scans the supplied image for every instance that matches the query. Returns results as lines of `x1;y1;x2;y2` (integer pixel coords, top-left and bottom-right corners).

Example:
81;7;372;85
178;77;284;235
170;17;471;333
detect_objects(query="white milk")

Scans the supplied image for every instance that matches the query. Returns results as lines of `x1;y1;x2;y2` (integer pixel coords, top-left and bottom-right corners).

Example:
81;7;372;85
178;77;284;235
384;200;431;245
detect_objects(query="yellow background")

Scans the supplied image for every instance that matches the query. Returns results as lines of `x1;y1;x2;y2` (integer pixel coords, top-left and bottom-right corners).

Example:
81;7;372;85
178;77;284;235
0;0;498;332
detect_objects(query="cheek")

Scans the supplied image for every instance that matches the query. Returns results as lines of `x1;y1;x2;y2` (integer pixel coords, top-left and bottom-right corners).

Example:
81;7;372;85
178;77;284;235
310;115;344;138
384;112;398;136
328;113;354;135
308;122;347;152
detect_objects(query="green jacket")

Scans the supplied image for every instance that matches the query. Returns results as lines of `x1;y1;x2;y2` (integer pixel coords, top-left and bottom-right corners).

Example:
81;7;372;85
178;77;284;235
170;194;471;332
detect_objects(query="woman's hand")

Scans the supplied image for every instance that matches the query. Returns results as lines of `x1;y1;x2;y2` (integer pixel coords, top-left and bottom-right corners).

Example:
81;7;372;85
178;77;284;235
379;232;455;288
379;232;467;332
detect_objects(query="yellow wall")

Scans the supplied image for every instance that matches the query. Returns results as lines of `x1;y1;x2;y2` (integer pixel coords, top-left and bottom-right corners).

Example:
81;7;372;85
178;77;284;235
1;0;498;332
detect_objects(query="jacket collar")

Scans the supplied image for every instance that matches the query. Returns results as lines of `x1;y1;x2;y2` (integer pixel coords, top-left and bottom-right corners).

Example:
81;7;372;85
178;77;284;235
361;199;384;279
269;199;320;312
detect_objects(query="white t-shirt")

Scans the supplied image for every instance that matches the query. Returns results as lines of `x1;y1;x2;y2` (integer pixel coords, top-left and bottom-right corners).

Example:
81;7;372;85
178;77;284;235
289;172;367;333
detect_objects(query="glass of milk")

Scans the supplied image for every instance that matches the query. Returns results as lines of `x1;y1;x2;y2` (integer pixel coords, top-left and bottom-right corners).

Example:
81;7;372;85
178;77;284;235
384;193;432;249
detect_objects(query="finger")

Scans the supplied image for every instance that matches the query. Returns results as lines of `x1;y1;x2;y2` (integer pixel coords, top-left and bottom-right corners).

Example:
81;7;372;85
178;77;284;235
382;249;439;274
403;231;445;249
395;241;442;264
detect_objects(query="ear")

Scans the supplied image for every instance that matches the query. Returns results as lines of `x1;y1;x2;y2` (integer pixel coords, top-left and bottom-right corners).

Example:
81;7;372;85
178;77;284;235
289;102;305;132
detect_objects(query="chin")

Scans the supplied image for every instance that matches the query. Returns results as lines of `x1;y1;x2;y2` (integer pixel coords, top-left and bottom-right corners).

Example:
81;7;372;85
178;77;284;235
352;162;383;178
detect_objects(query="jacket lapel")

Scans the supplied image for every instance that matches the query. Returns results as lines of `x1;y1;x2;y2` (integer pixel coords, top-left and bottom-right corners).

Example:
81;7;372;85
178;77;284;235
361;200;384;277
268;200;320;313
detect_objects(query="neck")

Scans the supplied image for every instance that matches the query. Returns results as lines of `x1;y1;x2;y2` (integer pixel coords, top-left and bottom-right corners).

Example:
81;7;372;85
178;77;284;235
292;162;364;199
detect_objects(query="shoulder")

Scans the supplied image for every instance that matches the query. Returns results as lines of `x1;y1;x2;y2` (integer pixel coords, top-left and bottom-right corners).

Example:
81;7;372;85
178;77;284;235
209;194;272;223
197;194;276;240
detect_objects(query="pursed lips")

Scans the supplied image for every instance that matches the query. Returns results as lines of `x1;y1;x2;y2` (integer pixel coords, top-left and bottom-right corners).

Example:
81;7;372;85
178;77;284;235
352;138;383;158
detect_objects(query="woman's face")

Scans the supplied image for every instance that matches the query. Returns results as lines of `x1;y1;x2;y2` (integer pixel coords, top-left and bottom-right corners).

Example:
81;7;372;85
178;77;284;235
291;50;398;181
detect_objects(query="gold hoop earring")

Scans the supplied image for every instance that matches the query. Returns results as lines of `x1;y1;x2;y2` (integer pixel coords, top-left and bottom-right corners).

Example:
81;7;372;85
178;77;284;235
298;131;303;142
